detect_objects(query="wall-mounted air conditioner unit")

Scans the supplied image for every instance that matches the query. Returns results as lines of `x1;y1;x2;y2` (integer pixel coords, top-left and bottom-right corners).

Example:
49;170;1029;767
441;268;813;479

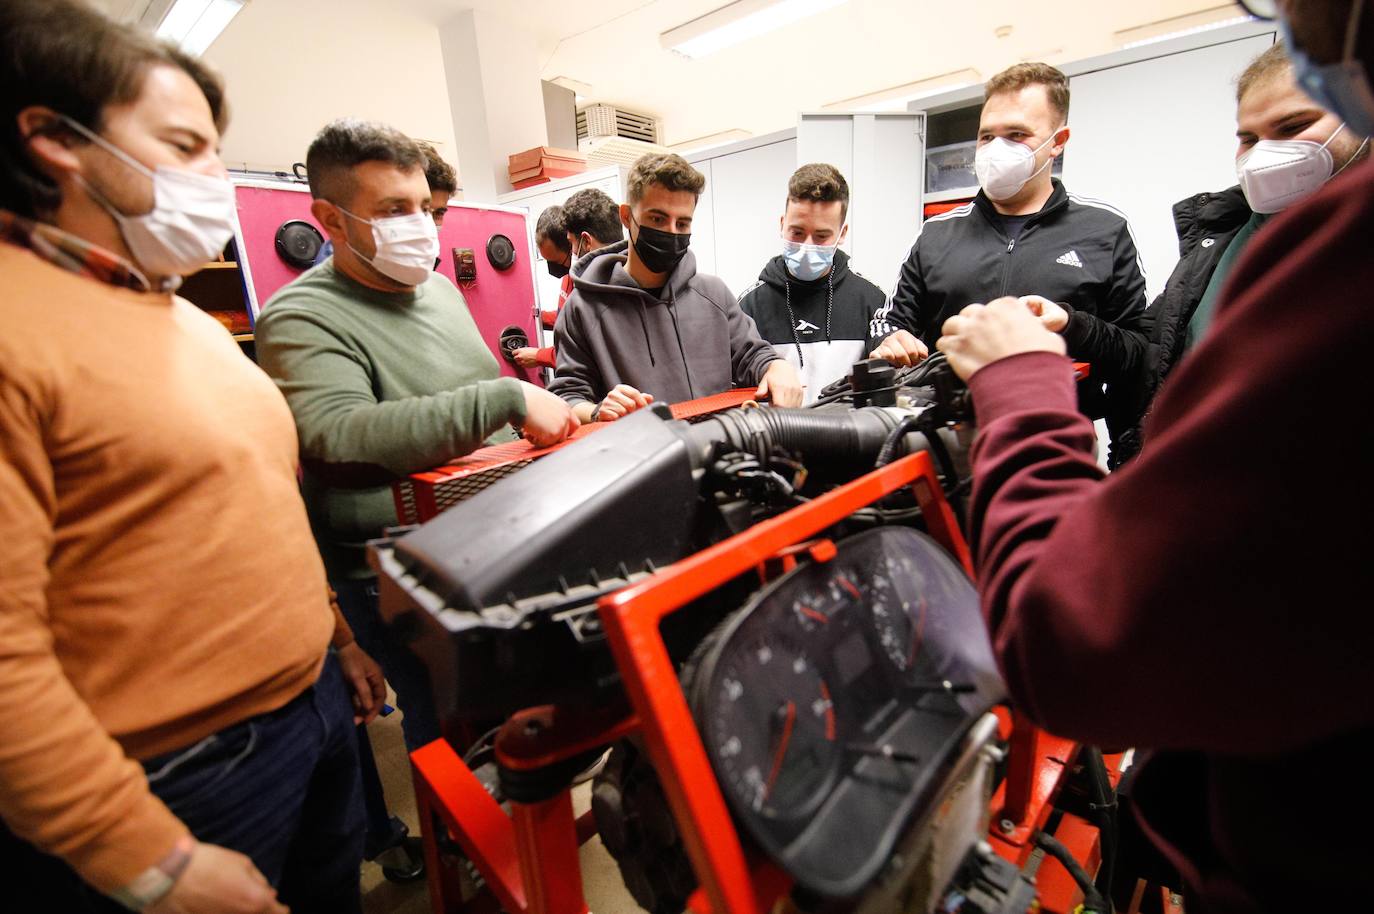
576;104;670;166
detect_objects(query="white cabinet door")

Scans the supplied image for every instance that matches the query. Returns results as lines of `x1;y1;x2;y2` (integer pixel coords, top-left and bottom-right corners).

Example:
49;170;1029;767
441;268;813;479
698;137;798;296
1063;32;1275;301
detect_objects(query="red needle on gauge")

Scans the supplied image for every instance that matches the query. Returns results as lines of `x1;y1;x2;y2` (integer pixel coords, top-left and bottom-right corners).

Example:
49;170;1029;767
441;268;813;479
763;701;797;804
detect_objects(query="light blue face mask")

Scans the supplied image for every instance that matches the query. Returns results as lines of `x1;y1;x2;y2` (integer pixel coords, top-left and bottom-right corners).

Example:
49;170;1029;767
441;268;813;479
782;238;838;282
1279;0;1374;140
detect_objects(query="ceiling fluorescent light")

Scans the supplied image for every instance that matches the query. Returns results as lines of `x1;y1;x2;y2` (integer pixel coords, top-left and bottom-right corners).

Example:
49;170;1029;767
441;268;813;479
823;68;982;112
151;0;246;56
661;0;849;60
1115;6;1254;50
670;129;753;154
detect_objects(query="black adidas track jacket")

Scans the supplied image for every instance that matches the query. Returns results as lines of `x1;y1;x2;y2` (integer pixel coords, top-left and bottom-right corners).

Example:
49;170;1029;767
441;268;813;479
873;180;1149;425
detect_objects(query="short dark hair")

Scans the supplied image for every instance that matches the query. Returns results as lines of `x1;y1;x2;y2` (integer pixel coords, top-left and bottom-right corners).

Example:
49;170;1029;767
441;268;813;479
305;118;425;204
561;188;623;246
786;163;850;223
1237;43;1293;104
536;205;570;254
626;153;706;203
985;62;1070;126
416;141;458;196
0;0;229;218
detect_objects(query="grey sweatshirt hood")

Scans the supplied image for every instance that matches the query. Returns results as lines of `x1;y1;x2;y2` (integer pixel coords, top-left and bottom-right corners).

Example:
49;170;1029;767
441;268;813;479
570;238;697;370
549;239;779;407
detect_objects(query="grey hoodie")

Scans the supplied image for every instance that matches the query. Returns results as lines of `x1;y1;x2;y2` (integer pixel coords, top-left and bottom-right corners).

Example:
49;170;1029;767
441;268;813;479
549;239;779;406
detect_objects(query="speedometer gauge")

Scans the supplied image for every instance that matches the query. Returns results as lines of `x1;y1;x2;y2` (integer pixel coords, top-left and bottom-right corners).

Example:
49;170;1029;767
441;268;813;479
683;527;1004;898
702;631;838;822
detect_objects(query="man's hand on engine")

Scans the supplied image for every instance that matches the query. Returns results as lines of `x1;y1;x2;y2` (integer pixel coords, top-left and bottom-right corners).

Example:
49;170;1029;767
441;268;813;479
596;384;654;421
870;330;929;367
757;360;803;407
1019;295;1070;333
937;297;1067;381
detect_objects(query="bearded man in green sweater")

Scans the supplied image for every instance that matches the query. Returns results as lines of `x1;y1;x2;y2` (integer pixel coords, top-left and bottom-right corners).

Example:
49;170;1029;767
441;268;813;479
256;119;577;756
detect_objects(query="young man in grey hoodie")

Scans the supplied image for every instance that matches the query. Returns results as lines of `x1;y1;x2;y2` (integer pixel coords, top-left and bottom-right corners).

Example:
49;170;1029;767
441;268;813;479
549;153;803;421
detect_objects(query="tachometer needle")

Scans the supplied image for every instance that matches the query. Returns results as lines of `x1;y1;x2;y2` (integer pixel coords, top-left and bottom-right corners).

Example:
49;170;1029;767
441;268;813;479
763;701;797;804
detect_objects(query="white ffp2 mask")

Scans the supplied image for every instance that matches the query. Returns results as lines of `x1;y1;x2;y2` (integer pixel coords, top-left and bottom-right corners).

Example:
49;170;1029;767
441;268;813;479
974;133;1059;202
62;116;237;279
1236;124;1363;213
338;207;439;287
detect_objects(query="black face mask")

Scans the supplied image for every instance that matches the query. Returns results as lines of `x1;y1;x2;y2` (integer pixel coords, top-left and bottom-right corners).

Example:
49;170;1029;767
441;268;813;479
547;258;570;279
631;217;690;275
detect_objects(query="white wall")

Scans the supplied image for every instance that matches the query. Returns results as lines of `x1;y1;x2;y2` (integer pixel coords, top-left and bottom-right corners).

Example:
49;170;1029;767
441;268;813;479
1062;32;1276;301
440;9;549;199
204;0;458;175
688;135;799;297
798;113;925;295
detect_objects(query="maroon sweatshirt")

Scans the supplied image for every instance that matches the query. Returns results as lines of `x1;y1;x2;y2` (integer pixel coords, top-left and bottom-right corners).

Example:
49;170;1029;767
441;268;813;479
965;157;1374;913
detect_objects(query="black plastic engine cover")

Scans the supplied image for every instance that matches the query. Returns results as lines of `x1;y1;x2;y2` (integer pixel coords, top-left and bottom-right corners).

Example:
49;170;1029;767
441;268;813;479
390;404;698;610
372;405;703;726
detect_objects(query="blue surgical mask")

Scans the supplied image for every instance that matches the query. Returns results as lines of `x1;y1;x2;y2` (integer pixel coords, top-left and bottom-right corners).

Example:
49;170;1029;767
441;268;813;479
1279;0;1374;140
782;238;838;282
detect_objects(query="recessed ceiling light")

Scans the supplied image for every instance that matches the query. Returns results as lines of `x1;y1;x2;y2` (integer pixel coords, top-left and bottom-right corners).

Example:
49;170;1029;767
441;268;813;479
661;0;850;60
151;0;247;56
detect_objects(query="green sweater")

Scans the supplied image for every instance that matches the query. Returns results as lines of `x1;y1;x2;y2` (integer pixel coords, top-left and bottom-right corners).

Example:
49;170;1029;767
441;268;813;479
256;259;526;579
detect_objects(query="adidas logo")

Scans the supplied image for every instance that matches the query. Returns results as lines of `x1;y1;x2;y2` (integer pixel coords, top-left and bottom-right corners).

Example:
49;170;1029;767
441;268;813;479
795;319;820;332
1055;250;1084;268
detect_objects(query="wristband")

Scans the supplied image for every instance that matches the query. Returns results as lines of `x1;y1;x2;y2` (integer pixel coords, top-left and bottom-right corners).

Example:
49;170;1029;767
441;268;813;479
112;834;195;911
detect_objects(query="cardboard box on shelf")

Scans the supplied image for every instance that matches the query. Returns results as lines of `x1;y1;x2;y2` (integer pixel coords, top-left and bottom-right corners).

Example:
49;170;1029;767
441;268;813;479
508;146;584;172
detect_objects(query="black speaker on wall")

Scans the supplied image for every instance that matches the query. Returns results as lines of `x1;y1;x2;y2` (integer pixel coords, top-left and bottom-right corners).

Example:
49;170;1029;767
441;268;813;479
275;220;324;269
486;233;517;271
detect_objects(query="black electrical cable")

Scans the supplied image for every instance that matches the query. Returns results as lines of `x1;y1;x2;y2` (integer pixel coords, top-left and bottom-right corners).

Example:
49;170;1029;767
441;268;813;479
1033;831;1110;913
874;415;926;467
1082;747;1120;901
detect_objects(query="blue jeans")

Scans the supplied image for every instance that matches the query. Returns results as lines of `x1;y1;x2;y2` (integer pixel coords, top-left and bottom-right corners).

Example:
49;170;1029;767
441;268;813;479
332;577;440;751
0;654;365;913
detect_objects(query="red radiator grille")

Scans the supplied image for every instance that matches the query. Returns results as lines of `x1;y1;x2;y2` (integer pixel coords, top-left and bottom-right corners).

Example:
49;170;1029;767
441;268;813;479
393;390;762;523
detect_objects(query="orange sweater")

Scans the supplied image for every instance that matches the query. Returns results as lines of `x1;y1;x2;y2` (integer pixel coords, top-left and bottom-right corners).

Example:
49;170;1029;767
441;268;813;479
0;242;347;893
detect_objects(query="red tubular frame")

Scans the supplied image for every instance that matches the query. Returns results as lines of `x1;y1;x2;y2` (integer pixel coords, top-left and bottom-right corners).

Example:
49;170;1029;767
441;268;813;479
409;445;1108;914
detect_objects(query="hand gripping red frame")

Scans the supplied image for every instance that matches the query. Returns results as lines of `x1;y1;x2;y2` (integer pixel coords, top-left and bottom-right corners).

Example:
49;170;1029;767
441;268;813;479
408;448;1105;914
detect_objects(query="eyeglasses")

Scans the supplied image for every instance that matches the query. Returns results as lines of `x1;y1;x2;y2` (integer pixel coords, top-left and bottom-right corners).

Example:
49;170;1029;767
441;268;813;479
1234;0;1277;21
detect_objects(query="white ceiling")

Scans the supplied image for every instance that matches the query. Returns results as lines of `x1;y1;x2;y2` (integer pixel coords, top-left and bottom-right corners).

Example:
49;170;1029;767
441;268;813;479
90;0;1248;162
407;0;1245;146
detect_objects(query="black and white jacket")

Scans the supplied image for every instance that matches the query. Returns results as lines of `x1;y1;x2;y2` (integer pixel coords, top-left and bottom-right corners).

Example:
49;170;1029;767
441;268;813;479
873;179;1149;428
738;250;887;404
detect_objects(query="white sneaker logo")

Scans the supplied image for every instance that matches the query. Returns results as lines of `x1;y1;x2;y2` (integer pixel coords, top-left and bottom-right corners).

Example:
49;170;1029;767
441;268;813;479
795;319;820;332
1056;250;1084;268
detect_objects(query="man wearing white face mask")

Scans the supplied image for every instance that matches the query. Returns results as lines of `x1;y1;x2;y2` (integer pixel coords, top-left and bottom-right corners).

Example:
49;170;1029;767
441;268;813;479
1114;42;1369;461
739;164;887;404
255;120;578;758
870;62;1149;465
1;2;384;912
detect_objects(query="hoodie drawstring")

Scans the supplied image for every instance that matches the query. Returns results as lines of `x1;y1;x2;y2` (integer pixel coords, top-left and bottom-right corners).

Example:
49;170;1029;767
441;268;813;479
665;283;697;400
783;279;804;368
781;270;836;369
635;297;656;366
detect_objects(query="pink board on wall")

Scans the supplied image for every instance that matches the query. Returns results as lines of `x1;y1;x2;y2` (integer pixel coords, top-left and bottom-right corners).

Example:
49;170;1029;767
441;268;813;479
433;205;543;387
233;180;541;386
232;182;320;321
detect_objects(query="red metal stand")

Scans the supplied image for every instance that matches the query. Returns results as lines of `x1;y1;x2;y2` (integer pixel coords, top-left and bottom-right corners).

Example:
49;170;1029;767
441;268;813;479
409;447;1111;914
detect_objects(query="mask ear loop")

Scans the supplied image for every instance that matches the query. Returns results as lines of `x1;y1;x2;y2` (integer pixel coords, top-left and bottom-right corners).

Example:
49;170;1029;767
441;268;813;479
1331;134;1370;179
1012;126;1068;184
1319;122;1348;151
329;202;385;273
